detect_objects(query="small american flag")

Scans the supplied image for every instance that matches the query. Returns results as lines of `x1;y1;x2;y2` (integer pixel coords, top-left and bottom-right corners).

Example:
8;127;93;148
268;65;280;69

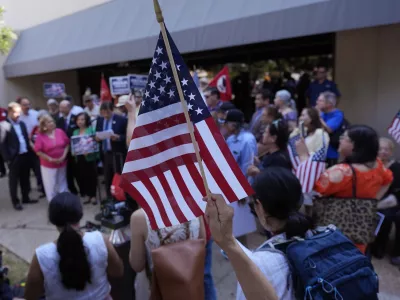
296;143;327;193
121;29;253;229
287;133;301;171
388;110;400;144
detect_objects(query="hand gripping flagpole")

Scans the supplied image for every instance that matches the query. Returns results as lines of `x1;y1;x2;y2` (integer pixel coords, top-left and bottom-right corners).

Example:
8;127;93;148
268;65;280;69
153;0;211;200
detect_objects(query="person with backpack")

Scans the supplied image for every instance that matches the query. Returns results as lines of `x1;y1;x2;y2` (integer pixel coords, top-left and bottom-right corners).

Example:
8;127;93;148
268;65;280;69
205;167;380;300
316;91;347;167
129;208;206;299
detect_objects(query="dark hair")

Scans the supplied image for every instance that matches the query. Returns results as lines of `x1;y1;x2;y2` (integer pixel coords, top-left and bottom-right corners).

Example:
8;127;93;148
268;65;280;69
253;168;313;238
344;125;379;164
265;106;282;121
75;112;91;128
257;90;272;101
100;101;114;111
267;119;289;150
208;87;220;99
303;108;322;133
49;192;91;291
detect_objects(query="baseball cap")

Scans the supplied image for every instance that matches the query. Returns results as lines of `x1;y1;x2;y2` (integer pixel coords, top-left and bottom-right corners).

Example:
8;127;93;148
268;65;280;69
224;109;244;124
116;95;130;107
218;102;235;113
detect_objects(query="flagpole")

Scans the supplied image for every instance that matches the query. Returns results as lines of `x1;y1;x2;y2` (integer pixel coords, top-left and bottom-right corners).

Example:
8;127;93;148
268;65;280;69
153;0;211;199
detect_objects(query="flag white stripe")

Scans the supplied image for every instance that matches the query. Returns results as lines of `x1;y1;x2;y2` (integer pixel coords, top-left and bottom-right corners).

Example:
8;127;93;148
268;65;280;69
131;181;165;228
150;176;180;226
129;123;189;151
200;164;230;204
136;102;183;127
178;165;207;212
389;119;399;133
196;121;248;200
123;143;195;173
164;170;197;221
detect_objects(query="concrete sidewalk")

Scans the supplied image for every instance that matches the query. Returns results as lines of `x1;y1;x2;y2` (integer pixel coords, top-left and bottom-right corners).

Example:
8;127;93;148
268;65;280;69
0;176;399;299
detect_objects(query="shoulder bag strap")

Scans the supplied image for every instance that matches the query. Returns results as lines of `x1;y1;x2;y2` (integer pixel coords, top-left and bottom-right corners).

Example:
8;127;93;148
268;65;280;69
348;164;357;198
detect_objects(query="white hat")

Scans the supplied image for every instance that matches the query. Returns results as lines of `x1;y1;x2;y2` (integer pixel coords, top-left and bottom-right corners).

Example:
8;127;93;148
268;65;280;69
116;95;130;107
47;98;58;105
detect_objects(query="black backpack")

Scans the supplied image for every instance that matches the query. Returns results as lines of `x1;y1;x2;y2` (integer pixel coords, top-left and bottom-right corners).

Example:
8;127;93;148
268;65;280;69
329;118;350;150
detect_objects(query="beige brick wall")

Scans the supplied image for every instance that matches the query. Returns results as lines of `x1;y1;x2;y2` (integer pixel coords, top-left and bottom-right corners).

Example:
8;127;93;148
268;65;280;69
335;23;400;157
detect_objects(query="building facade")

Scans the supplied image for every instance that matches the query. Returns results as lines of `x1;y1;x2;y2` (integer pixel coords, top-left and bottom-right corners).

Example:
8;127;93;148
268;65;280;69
0;0;110;106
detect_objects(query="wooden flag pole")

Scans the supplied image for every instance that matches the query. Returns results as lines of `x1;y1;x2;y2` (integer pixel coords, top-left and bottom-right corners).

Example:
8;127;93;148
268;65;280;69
153;0;211;199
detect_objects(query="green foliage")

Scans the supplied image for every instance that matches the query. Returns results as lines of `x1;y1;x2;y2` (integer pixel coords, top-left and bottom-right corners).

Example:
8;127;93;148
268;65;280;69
0;6;16;55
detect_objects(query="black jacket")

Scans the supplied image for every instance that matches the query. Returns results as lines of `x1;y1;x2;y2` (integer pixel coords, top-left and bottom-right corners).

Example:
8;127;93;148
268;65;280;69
56;114;78;138
96;114;127;154
0;119;31;162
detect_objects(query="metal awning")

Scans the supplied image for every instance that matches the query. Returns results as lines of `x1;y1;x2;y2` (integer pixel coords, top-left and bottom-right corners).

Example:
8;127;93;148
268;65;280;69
4;0;399;78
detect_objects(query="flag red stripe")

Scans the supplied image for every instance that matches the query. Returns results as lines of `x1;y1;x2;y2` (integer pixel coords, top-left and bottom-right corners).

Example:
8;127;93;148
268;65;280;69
203;118;254;197
170;167;203;216
184;160;207;197
139;176;172;227
157;171;188;224
122;153;197;183
132;113;187;139
119;178;158;229
194;125;237;201
126;134;193;162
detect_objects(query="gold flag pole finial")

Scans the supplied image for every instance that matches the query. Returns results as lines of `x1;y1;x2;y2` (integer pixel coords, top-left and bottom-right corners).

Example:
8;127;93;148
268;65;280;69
153;0;164;23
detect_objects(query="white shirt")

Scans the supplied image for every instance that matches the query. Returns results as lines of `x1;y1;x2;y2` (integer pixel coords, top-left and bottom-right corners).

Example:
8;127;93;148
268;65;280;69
19;109;38;135
84;104;100;120
35;231;111;300
236;235;295;300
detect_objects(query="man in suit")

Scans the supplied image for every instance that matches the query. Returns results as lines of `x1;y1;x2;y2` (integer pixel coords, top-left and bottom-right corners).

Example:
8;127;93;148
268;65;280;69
0;102;38;210
56;100;80;194
96;102;127;199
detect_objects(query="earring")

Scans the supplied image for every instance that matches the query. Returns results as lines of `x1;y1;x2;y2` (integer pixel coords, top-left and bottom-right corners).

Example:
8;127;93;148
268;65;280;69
43;127;47;131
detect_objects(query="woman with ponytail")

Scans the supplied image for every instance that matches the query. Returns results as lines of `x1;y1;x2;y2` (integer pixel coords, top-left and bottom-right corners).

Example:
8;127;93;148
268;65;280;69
205;167;313;300
24;192;123;300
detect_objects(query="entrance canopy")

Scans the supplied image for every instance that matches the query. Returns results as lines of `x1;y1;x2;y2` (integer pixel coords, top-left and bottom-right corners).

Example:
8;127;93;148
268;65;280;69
4;0;399;78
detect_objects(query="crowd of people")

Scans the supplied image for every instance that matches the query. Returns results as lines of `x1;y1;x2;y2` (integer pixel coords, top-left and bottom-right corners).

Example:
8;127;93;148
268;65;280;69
0;64;399;300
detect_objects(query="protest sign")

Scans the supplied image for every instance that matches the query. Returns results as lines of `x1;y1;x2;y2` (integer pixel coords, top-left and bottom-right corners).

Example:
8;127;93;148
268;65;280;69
109;76;130;95
43;83;66;98
71;134;99;156
129;74;148;91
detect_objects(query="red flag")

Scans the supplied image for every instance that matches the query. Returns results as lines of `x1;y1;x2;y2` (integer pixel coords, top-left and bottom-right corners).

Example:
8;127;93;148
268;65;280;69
100;75;112;102
121;30;253;230
208;66;232;101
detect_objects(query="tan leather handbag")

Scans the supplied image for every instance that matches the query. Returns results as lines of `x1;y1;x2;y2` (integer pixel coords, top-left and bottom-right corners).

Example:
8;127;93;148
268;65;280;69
148;223;206;300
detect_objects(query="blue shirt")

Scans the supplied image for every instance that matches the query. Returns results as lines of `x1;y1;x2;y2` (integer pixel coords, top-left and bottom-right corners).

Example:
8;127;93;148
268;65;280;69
321;109;344;159
226;129;257;178
102;115;113;151
9;119;28;154
307;79;341;107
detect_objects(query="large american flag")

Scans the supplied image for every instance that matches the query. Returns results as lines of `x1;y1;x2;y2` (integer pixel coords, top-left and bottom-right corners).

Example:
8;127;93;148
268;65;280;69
287;133;326;193
388;110;400;144
120;29;254;230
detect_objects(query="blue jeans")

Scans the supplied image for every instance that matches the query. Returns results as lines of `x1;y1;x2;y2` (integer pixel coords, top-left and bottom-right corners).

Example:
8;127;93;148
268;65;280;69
204;239;217;300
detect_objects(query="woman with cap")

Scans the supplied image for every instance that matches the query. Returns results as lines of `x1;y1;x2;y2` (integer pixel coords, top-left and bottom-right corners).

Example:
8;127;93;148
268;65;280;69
221;108;258;239
274;90;297;132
